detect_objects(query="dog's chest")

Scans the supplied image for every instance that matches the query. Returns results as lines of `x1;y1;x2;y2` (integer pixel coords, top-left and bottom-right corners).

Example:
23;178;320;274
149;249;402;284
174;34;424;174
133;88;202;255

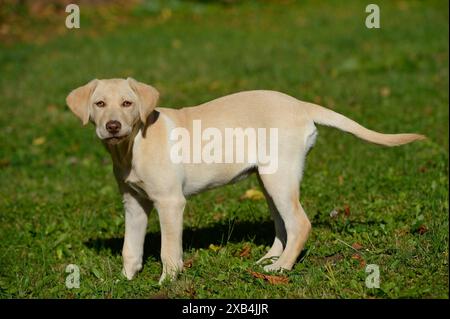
124;169;147;198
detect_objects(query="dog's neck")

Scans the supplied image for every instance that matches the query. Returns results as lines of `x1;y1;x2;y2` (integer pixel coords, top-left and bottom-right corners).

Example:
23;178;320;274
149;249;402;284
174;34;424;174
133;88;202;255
103;123;140;172
102;111;159;172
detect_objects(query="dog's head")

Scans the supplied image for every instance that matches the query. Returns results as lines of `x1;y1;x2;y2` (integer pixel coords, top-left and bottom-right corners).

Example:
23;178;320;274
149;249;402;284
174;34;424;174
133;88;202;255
66;78;159;144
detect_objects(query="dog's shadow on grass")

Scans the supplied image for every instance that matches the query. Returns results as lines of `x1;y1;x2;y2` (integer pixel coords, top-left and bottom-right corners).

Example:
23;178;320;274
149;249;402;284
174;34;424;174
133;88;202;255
84;219;275;261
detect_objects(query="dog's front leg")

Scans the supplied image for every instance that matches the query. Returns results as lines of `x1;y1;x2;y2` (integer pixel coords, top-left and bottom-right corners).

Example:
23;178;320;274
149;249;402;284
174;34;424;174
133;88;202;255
154;196;186;284
121;191;153;280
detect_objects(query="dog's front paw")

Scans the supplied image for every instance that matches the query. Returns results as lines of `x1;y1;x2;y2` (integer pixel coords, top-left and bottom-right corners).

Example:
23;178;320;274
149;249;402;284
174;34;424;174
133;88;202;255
122;262;142;280
263;262;289;273
158;260;183;285
256;255;279;265
158;272;169;285
158;270;179;285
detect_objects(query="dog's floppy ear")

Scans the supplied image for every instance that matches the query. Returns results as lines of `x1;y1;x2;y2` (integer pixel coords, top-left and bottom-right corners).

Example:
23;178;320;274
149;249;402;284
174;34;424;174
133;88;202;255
66;79;98;125
127;77;160;124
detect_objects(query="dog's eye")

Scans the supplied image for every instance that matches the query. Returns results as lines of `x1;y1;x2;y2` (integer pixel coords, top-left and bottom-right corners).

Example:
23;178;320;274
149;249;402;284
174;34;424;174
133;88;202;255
122;101;132;107
95;101;105;107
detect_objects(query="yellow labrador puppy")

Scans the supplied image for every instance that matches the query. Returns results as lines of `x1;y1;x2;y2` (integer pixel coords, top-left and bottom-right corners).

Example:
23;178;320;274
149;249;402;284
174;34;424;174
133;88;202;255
66;78;424;283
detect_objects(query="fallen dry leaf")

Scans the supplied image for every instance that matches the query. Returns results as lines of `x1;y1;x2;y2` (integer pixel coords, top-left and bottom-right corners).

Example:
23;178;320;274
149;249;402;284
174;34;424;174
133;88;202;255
239;245;252;258
266;275;289;285
417;224;428;235
249;270;266;280
32;136;46;146
351;253;361;260
240;188;265;201
338;175;344;185
344;205;351;216
352;242;363;250
248;270;289;285
419;166;428;173
208;244;221;252
351;253;366;268
380;86;391;97
183;259;194;269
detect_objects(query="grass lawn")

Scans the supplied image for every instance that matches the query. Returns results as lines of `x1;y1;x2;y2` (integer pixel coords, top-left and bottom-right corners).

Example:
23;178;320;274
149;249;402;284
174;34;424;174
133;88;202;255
0;0;448;298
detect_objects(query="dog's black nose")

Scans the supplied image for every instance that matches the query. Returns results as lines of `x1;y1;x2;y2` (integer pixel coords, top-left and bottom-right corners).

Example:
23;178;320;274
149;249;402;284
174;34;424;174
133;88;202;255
105;120;121;134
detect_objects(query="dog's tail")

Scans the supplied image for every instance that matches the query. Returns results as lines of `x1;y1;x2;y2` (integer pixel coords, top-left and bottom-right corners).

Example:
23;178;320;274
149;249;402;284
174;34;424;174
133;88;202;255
303;102;425;147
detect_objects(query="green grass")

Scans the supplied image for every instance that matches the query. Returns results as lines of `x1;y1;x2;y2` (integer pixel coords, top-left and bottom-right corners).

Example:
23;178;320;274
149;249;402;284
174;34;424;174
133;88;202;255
0;0;448;298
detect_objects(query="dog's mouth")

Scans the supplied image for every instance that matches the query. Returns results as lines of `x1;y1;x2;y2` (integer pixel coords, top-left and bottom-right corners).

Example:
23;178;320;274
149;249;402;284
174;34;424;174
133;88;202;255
104;135;127;144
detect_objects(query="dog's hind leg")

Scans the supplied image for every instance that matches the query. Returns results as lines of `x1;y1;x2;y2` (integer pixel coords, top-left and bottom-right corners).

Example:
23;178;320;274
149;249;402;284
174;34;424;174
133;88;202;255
264;200;310;272
259;172;311;272
257;127;314;271
256;174;286;264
